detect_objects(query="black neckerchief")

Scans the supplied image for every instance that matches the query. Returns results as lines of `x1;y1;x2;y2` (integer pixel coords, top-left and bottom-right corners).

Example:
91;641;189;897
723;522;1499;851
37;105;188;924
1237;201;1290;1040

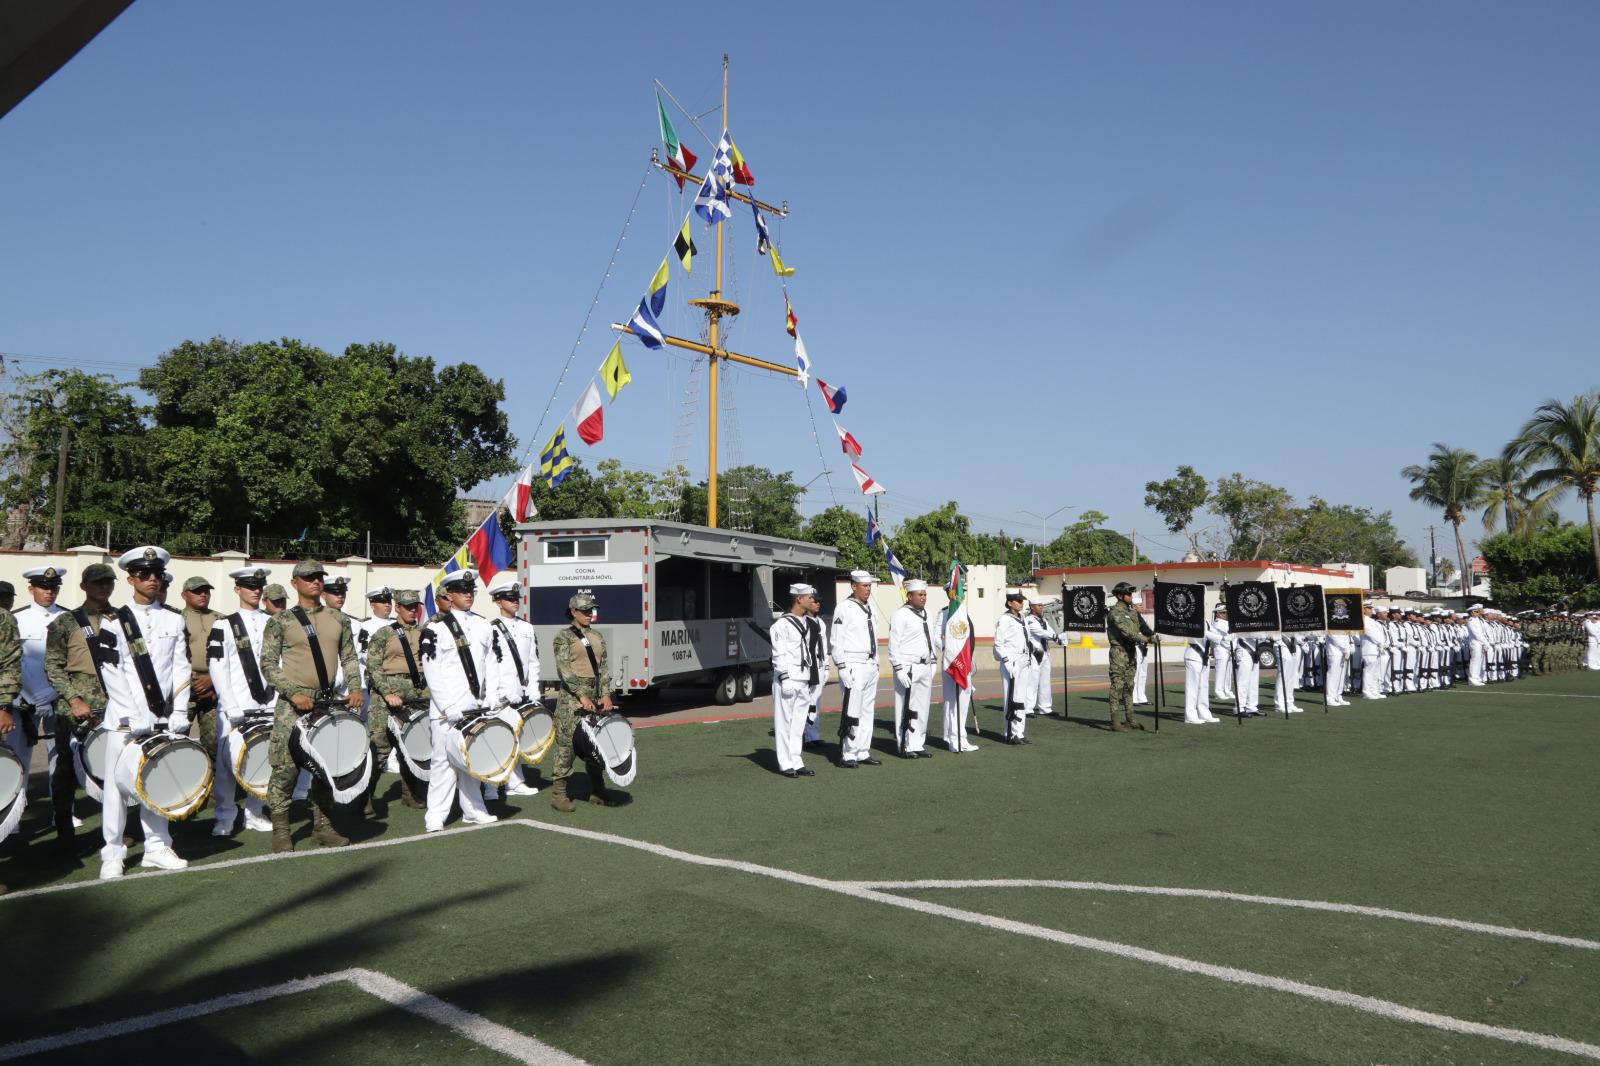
494;618;527;688
390;621;422;688
289;607;333;692
783;614;816;685
115;605;168;717
440;612;483;701
226;612;270;705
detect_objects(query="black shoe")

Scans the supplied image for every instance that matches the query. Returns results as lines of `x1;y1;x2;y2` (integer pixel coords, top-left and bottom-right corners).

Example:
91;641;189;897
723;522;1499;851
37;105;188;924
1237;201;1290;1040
837;759;858;769
899;751;917;760
794;767;816;777
859;757;882;766
915;750;933;759
780;769;800;778
803;740;825;751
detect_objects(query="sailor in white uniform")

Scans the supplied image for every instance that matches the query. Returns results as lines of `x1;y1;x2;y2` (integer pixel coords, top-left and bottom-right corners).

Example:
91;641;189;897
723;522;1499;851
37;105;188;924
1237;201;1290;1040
208;566;277;835
1273;635;1304;714
10;566;67;809
801;595;830;749
770;583;819;777
1359;603;1387;700
829;570;882;768
889;580;940;758
939;590;978;752
1024;596;1064;716
1585;612;1600;671
1182;615;1218;724
1210;607;1234;701
485;575;540;797
420;570;502;831
1323;627;1352;707
993;591;1032;743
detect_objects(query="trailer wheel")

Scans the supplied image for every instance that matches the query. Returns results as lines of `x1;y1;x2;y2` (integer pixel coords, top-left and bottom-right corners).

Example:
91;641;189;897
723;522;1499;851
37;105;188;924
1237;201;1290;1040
712;670;739;706
734;668;756;702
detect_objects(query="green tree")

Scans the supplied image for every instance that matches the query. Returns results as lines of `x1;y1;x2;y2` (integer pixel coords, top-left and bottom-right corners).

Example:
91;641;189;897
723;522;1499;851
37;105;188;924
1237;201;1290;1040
800;505;881;576
677;466;804;539
1143;465;1210;556
1477;454;1552;538
1480;523;1600;608
1274;498;1417;571
1208;474;1296;559
887;502;978;581
1042;510;1143;568
1400;443;1490;604
1507;391;1600;583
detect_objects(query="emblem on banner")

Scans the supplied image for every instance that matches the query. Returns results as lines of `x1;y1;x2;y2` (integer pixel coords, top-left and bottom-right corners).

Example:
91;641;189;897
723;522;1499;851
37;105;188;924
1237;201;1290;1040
1239;587;1269;619
1285;589;1316;618
950;619;969;641
1329;598;1351;624
1071;588;1099;621
1164;585;1197;620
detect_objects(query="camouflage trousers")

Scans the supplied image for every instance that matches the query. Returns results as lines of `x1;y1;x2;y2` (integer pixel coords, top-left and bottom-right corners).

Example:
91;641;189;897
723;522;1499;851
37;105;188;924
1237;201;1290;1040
267;699;330;817
552;692;604;783
1108;651;1136;723
194;701;218;761
51;708;82;822
367;698;392;764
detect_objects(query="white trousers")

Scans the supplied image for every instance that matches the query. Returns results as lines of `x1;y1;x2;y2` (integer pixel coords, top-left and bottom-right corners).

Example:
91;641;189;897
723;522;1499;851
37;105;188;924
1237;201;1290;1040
100;732;174;862
1273;647;1302;710
772;677;810;772
1132;644;1151;704
1033;653;1054;715
1360;648;1384;698
1401;647;1419;691
1324;646;1348;703
836;661;878;763
941;674;973;748
1183;650;1212;722
1587;641;1600;670
425;718;491;831
1212;648;1234;699
1233;649;1260;712
214;718;265;826
892;664;934;754
999;659;1030;739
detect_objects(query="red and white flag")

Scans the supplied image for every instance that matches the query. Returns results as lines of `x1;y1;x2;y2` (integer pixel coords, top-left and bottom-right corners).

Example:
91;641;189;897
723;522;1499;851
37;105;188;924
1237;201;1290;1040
574;381;605;445
512;465;535;522
850;461;886;496
835;422;862;459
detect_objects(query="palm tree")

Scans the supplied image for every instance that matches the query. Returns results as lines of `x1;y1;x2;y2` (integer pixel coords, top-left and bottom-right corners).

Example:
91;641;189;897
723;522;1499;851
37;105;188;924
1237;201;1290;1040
1478;454;1557;537
1401;444;1490;600
1509;390;1600;581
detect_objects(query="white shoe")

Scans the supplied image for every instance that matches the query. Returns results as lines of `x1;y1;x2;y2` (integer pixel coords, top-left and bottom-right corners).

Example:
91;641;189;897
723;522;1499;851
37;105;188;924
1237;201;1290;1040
423;823;444;834
1287;707;1303;714
140;849;188;871
463;813;498;826
959;742;980;752
99;859;123;880
1184;717;1205;725
1202;715;1220;723
244;811;273;832
385;752;400;774
504;780;539;796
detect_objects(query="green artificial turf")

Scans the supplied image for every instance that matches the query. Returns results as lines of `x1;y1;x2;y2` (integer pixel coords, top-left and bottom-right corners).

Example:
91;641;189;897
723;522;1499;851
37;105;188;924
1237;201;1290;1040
2;673;1597;1064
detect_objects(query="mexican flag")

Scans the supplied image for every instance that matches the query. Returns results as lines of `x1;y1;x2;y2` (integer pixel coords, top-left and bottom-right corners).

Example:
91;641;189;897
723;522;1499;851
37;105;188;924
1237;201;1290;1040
657;94;698;188
943;558;973;688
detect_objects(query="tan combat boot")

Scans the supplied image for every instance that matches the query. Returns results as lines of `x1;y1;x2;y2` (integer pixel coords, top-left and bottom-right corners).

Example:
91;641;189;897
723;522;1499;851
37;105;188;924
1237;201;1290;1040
271;809;293;853
549;778;574;813
311;804;349;848
1109;721;1131;733
399;778;423;809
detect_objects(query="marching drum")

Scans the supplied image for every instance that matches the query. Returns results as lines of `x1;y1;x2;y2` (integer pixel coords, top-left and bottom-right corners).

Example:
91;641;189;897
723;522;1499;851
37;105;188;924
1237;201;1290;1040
232;716;275;801
515;702;555;765
114;733;212;820
575;712;637;788
448;710;517;784
0;745;25;841
386;704;432;778
289;709;375;804
71;721;111;803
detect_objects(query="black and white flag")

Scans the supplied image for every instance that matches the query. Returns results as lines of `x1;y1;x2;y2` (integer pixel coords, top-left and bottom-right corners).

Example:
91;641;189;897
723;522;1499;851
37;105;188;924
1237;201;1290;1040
1277;585;1326;633
1153;580;1206;638
1224;581;1280;634
1060;585;1106;632
1323;588;1364;632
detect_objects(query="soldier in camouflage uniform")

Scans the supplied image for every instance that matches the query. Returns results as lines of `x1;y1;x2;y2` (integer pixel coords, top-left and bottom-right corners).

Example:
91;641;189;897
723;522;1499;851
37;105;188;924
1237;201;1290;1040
180;576;221;763
0;602;20;892
364;589;428;811
1105;581;1151;732
549;591;616;812
42;563;119;849
258;560;362;852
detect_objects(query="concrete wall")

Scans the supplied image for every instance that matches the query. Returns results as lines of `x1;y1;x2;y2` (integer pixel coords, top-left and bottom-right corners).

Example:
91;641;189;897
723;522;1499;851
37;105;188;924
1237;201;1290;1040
1385;566;1428;595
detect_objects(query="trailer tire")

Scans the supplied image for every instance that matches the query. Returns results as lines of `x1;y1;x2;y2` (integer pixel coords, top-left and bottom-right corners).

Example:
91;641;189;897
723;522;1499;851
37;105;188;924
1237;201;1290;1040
734;668;756;702
712;670;739;706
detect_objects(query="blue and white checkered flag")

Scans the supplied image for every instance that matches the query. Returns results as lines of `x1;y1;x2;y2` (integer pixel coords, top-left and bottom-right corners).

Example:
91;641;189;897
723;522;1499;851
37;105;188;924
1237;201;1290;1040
693;166;730;226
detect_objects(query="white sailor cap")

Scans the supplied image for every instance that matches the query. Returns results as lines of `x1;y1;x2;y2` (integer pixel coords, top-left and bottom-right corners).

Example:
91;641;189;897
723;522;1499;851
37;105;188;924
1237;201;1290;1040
1468;603;1484;612
229;566;272;588
788;582;817;597
365;584;393;601
488;573;521;597
22;565;69;584
904;579;928;593
117;545;171;572
848;569;876;584
439;569;478;590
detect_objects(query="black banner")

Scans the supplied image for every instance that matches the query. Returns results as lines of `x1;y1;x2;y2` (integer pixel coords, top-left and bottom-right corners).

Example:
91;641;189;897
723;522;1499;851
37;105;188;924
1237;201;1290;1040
1224;581;1280;634
1277;585;1326;633
1322;588;1365;632
1060;585;1106;632
1153;581;1206;638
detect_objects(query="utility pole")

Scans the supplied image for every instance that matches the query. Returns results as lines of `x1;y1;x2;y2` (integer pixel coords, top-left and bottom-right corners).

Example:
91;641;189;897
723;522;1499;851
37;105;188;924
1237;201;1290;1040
51;425;68;551
1426;525;1438;589
1130;530;1138;565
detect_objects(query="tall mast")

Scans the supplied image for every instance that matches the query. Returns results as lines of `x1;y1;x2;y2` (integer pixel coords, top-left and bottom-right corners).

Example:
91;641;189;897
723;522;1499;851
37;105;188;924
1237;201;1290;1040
708;54;727;528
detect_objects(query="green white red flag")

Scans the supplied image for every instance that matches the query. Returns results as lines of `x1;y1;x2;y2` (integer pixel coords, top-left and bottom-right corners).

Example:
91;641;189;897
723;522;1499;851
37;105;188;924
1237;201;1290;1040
943;559;973;688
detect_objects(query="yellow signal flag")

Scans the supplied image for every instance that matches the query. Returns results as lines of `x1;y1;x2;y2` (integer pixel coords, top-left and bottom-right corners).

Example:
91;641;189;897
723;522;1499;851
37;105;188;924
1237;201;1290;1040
600;341;632;401
674;217;696;275
770;247;796;278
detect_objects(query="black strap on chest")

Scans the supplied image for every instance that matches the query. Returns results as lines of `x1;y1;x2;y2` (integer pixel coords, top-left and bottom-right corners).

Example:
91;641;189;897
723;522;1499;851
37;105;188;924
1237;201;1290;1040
289;607;333;692
227;613;270;705
391;622;422;688
70;608;111;693
495;619;527;688
914;608;934;661
855;599;876;650
806;616;824;661
569;625;601;678
783;614;816;685
114;606;169;717
441;612;483;701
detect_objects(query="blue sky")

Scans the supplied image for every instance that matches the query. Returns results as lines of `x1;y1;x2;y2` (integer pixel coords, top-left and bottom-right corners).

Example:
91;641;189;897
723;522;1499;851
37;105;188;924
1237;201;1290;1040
2;0;1596;564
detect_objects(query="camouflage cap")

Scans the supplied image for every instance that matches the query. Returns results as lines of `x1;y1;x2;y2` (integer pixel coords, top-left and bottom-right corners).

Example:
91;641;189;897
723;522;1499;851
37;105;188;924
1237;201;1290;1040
568;591;598;612
394;589;422;607
182;576;213;593
264;583;288;601
292;560;327;579
82;563;116;583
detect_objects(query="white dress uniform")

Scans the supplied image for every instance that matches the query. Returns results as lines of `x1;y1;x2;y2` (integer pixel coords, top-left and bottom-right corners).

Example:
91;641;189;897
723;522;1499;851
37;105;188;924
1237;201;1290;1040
1273;636;1303;713
1182;631;1217;724
487;609;541;797
801;612;830;745
209;600;276;834
993;607;1031;740
420;605;502;831
1323;632;1351;706
888;592;940;756
1360;614;1387;699
1210;617;1234;699
1232;637;1261;714
356;616;390;698
829;584;881;765
10;597;65;800
1585;616;1600;670
770;604;817;774
98;585;192;871
1466;611;1489;685
1024;608;1061;715
939;604;978;751
1130;613;1154;704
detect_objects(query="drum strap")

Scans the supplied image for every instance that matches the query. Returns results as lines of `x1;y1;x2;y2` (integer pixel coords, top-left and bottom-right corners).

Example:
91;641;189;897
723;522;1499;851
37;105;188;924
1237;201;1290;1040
289;608;333;693
227;613;271;705
390;622;423;688
441;613;484;701
494;619;527;688
70;608;110;694
569;625;601;678
115;607;170;719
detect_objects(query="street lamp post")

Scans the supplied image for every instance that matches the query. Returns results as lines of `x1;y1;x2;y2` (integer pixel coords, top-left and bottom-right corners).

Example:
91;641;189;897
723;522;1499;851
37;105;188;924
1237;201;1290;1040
1019;504;1075;575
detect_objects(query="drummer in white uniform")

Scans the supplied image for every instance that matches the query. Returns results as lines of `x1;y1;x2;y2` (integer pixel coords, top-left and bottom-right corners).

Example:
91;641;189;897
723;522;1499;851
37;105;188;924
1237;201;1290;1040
208;566;277;836
420;569;502;832
98;546;192;880
485;574;540;798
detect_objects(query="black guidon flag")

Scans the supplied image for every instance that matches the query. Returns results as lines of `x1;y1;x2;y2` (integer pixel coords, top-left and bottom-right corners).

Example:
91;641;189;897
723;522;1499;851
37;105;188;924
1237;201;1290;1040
1277;585;1326;633
1224;581;1280;634
1060;585;1106;632
1322;588;1365;632
1153;580;1206;638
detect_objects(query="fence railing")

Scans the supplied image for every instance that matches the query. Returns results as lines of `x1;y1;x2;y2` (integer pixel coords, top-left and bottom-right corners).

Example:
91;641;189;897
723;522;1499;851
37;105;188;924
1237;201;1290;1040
37;524;438;564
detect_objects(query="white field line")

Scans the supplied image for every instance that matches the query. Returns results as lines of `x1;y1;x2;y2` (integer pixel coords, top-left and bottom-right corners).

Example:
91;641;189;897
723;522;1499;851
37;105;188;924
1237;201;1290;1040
1454;690;1600;699
5;819;1599;1060
0;966;588;1065
843;879;1600;951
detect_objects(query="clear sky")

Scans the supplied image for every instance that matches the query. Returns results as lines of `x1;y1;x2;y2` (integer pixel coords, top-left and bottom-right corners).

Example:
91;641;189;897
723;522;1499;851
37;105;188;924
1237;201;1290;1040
2;0;1596;565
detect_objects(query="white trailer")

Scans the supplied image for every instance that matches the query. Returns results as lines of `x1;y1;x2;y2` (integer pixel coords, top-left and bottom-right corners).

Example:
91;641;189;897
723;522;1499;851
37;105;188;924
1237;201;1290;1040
515;518;840;704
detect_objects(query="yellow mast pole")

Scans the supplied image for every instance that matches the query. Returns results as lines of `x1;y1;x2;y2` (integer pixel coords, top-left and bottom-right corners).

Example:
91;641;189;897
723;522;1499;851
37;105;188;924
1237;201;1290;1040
705;53;729;529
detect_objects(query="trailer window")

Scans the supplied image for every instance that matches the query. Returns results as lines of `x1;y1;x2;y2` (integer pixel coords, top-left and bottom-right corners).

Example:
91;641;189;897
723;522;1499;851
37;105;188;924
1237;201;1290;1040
544;537;608;561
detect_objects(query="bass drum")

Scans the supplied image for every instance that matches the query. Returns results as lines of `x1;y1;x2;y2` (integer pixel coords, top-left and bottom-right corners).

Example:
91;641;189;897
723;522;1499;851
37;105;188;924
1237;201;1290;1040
115;733;212;820
515;702;555;765
233;716;275;801
289;709;375;805
575;712;637;788
448;711;517;784
0;744;25;842
386;705;432;779
71;722;113;804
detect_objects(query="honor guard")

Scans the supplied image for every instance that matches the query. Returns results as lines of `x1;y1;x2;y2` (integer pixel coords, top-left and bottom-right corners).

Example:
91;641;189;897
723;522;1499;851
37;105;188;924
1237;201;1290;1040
364;590;428;810
9;566;68;831
830;571;883;767
1584;611;1600;671
419;570;502;831
1182;607;1219;724
1273;634;1304;714
486;575;540;797
889;579;940;758
993;591;1033;743
770;583;820;777
550;591;620;808
97;546;193;879
1130;607;1155;706
801;593;830;750
180;576;221;765
1025;596;1064;716
44;564;119;849
1209;604;1234;701
1232;628;1263;716
1105;582;1151;731
258;560;364;852
939;585;978;751
207;567;277;836
1323;625;1352;707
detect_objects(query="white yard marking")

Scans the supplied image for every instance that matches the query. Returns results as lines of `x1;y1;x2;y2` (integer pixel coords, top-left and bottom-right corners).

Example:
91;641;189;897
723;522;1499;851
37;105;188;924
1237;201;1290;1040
5;819;1598;1060
0;967;588;1065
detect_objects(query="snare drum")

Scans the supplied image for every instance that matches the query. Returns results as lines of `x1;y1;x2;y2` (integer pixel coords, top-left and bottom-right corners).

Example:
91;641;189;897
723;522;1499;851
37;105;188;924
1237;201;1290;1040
447;711;517;784
0;745;25;842
232;716;275;801
515;702;555;765
575;712;637;788
289;709;375;804
386;705;432;778
71;721;111;803
114;733;212;820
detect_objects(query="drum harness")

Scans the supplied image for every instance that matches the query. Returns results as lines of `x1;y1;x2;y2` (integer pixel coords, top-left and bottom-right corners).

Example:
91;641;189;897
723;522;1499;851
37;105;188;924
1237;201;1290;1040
288;607;339;710
389;621;425;694
114;606;173;731
493;619;528;693
69;607;113;739
439;613;486;712
222;613;273;710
